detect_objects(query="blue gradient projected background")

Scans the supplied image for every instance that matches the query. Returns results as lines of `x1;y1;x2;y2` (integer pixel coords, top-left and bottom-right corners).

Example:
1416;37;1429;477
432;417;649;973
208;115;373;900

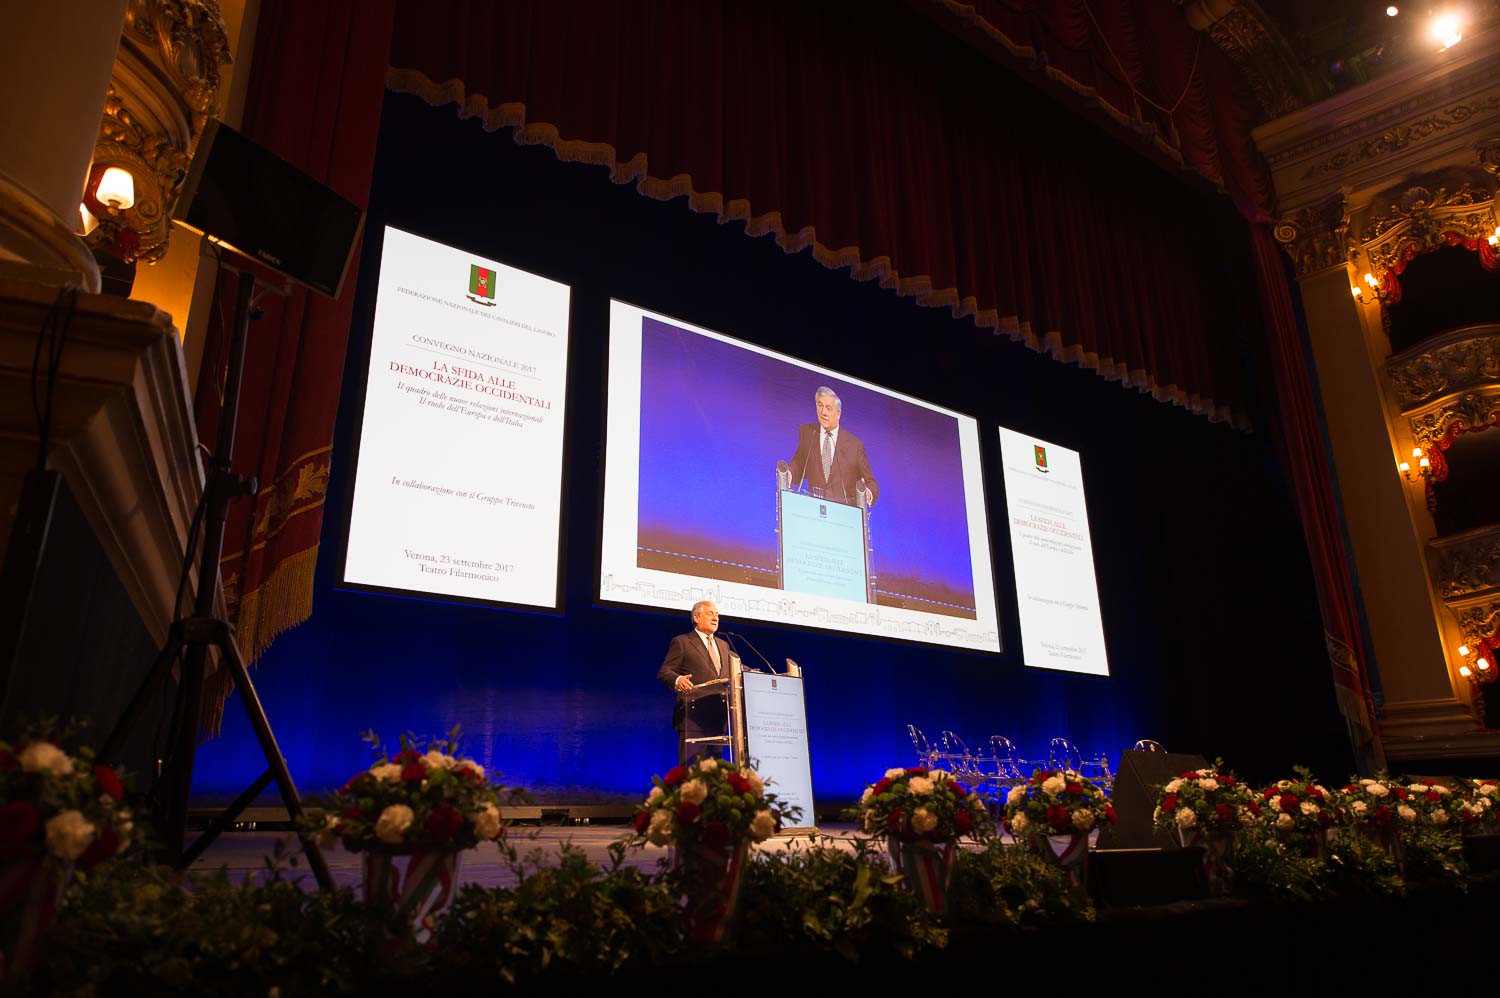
635;316;976;611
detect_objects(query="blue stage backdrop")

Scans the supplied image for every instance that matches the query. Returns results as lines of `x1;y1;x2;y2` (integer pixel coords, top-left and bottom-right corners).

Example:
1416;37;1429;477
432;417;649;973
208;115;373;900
189;93;1353;806
635;316;976;613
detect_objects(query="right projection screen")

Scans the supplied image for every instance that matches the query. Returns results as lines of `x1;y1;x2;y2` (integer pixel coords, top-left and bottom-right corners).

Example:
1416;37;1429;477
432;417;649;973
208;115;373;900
997;427;1110;676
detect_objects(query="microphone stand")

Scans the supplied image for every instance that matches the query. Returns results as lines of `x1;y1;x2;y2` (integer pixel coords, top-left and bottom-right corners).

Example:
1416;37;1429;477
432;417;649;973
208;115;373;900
720;631;779;675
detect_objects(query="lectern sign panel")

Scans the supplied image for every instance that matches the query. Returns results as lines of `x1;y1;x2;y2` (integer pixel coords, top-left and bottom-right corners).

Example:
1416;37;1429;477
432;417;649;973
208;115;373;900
779;491;867;602
742;672;816;830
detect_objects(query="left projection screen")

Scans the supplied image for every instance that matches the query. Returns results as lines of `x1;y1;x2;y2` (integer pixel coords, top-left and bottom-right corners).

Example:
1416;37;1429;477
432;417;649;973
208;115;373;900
342;226;571;609
600;301;1001;653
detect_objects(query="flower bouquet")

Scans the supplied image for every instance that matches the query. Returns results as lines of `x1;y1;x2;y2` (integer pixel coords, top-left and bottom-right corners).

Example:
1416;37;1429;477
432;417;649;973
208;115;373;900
854;766;989;915
1334;776;1409;865
1002;769;1113;901
318;730;518;933
628;757;794;943
0;735;135;977
1460;780;1498;832
1259;771;1334;859
1152;767;1258;895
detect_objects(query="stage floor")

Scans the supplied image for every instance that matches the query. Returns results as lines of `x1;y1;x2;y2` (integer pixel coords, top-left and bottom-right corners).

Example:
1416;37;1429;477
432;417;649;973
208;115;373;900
189;823;874;889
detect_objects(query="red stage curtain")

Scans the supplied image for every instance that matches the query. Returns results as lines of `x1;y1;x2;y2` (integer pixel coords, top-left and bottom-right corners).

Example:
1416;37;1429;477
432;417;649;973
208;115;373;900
386;0;1254;427
192;0;395;732
1248;223;1383;770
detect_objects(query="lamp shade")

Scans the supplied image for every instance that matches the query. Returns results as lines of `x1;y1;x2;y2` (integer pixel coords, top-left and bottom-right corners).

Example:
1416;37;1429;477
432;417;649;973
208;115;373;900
96;166;135;210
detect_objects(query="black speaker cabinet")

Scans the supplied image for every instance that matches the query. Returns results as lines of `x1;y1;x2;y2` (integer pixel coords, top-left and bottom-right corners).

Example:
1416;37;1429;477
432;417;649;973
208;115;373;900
1098;750;1210;849
173;119;364;298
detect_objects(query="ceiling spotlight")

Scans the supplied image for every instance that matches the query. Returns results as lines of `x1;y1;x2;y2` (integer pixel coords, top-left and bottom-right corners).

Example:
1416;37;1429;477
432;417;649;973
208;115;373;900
1386;5;1399;16
1432;12;1464;48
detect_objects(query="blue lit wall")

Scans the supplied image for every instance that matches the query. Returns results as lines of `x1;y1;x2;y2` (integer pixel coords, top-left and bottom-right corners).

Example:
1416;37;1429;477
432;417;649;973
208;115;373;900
190;92;1354;806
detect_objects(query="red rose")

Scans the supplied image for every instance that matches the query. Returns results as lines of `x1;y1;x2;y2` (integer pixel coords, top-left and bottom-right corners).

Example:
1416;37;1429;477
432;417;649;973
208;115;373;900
456;767;480;782
676;801;701;825
634;810;651;833
663;766;686;787
1065;783;1084;796
0;801;41;846
1104;804;1117;823
952;783;968;797
1214;803;1232;826
1261;788;1276;799
401;762;428;783
1422;779;1436;787
872;777;892;795
1181;771;1201;779
1162;793;1179;813
1375;805;1392;824
1031;773;1044;785
703;820;732;847
1046;805;1071;831
93;764;125;801
395;749;421;764
955;810;972;834
1311;787;1326;799
1393;787;1408;800
1219;775;1236;787
908;767;928;776
887;808;905;834
76;827;121;871
1249;802;1262;817
342;807;363;820
0;749;17;770
425;804;463;842
1279;794;1299;813
727;774;751;795
1424;791;1441;803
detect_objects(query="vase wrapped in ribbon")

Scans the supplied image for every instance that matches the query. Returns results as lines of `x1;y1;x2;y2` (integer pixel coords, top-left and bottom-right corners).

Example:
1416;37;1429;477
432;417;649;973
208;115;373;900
853;766;989;916
1151;765;1258;897
628;758;795;944
1003;769;1113;905
1333;777;1412;871
0;732;136;979
316;729;520;936
1258;769;1334;861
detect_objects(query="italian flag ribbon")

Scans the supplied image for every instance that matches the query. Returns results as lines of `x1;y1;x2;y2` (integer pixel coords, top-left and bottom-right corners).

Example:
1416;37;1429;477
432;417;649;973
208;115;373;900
362;849;462;935
895;839;955;916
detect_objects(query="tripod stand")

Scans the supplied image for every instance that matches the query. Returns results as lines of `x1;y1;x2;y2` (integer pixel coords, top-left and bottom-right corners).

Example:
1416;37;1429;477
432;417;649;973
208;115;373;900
101;267;334;890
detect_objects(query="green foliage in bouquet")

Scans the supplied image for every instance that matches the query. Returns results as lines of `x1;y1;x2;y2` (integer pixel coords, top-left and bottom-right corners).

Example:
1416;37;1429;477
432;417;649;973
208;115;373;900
1323;828;1404;898
0;722;136;869
428;842;684;985
948;840;1095;929
736;836;947;961
1401;824;1468;889
1232;824;1330;903
315;728;526;853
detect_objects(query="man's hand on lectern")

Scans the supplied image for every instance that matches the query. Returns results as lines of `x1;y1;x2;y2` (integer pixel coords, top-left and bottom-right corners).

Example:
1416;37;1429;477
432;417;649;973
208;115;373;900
675;675;694;693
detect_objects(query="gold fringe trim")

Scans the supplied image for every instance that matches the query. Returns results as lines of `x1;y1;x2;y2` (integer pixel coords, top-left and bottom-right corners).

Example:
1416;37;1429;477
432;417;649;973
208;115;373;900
386;67;1250;432
200;544;319;738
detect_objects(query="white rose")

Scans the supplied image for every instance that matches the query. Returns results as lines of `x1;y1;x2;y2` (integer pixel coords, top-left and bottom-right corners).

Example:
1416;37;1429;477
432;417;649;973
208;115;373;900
1073;808;1096;831
1480;798;1493;811
750;810;776;841
423;749;455;770
885;768;908;780
859;787;873;805
1398;805;1417;823
1431;784;1450;795
375;804;415;844
910;807;938;835
1479;783;1497;795
928;769;950;782
1367;783;1388;797
474;804;502;839
1352;801;1368;816
1006;786;1026;807
647;809;674;845
20;742;72;776
462;760;486;778
1268;796;1283;812
679;779;708;806
1197;778;1219;792
1299;801;1318;816
1432;810;1450;825
647;786;664;804
1010;813;1029;834
1175;807;1197;829
698;758;719;773
1163;779;1184;794
1041;776;1066;796
1407;784;1428;794
743;769;764;798
44;810;95;861
315;815;340;851
907;776;935;796
369;763;402;781
1239;807;1257;827
1276;813;1294;829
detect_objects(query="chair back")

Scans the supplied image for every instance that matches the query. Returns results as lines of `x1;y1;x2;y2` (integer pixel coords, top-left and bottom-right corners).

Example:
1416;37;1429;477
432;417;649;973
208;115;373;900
907;724;934;767
989;735;1027;781
1048;737;1083;772
1132;739;1165;753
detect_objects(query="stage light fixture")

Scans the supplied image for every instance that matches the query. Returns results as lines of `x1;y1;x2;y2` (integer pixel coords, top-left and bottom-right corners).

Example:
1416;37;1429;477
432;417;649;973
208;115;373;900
1431;12;1463;48
95;166;135;211
1386;5;1399;16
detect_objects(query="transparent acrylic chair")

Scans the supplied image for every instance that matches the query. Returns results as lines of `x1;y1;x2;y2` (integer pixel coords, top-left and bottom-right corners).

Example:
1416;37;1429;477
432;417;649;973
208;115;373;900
907;724;939;769
1131;739;1165;753
1048;736;1113;791
940;730;987;785
989;735;1028;786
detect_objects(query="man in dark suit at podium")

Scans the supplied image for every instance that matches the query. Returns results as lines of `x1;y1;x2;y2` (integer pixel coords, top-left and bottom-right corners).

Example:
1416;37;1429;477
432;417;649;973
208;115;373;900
657;600;732;764
785;386;879;507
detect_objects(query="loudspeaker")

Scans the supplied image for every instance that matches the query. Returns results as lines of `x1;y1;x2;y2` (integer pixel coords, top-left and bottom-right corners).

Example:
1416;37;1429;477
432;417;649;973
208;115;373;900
173;119;364;298
1097;750;1209;849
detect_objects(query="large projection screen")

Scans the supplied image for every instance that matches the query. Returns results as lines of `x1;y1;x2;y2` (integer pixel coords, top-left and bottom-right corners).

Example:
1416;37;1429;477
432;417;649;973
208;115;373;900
342;226;571;610
997;427;1110;675
600;301;1000;653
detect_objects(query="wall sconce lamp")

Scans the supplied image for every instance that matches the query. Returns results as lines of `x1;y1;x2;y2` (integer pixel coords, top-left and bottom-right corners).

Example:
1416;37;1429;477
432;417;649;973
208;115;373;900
95;166;136;212
1457;643;1493;685
1399;446;1433;482
1489;226;1499;248
1352;271;1385;304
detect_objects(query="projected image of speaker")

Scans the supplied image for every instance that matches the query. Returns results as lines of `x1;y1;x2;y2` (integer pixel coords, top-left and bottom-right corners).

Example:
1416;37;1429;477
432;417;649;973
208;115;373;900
173;119;364;297
1098;749;1210;849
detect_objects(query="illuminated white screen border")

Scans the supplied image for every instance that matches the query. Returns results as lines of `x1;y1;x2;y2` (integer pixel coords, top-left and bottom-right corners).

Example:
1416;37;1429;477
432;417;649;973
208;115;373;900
599;299;1001;653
